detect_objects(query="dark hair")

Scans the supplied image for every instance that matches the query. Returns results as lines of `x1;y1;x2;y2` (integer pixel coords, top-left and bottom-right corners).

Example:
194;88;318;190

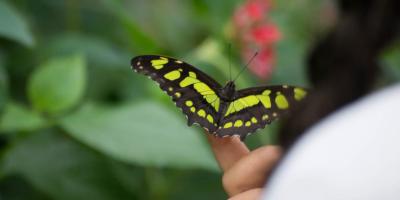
279;0;400;150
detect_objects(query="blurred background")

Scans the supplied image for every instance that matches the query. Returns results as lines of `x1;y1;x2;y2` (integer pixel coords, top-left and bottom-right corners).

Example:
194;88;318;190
0;0;399;199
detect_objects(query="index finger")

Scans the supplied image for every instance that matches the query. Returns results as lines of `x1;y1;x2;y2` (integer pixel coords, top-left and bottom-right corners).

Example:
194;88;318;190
207;134;250;171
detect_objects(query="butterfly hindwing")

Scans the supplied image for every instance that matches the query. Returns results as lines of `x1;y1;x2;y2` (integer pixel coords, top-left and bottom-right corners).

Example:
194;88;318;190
216;85;307;139
131;55;222;133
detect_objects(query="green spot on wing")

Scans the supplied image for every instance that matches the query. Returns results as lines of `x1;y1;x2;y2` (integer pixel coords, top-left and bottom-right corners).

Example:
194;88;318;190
275;93;289;109
294;88;307;101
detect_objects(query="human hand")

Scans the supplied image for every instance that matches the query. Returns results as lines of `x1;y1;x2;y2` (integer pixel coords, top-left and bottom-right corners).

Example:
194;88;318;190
207;134;282;200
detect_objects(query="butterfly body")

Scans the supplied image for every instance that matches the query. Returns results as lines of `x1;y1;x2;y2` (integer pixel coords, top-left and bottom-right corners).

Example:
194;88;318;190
131;55;307;140
219;81;236;101
212;81;234;125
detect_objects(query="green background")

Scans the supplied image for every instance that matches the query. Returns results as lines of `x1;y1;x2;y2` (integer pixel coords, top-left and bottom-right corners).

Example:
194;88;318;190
0;0;399;199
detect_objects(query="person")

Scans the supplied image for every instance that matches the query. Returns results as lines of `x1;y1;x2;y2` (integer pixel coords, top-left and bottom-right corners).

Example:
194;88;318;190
208;0;400;199
207;83;400;200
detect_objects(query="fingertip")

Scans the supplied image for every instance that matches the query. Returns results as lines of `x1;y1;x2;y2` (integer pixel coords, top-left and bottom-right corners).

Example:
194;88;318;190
253;146;282;162
207;133;242;146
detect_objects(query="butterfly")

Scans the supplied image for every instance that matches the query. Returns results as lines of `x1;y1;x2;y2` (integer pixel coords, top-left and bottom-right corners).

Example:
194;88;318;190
131;55;307;141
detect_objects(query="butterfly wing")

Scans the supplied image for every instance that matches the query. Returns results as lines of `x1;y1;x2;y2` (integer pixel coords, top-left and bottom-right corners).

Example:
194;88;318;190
215;85;307;140
131;55;222;133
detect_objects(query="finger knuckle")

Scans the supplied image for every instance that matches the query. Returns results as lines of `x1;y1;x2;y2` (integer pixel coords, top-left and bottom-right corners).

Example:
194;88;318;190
222;172;245;196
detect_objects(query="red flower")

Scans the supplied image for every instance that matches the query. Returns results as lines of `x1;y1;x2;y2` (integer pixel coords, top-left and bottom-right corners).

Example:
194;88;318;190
245;1;266;21
233;0;270;29
242;47;275;79
233;0;280;80
251;24;281;45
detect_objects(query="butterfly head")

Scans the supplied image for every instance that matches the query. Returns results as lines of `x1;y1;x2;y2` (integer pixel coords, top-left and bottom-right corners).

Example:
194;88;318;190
220;81;236;101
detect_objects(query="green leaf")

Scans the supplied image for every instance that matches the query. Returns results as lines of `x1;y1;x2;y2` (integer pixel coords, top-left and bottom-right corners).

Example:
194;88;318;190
100;0;161;53
28;54;86;115
197;0;241;34
269;38;308;86
381;42;400;82
59;102;218;171
41;33;129;69
0;1;34;47
0;60;8;114
0;102;47;133
166;170;227;200
0;175;51;200
0;130;140;200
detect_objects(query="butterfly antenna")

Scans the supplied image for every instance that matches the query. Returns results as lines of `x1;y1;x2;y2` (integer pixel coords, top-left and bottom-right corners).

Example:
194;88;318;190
233;52;258;82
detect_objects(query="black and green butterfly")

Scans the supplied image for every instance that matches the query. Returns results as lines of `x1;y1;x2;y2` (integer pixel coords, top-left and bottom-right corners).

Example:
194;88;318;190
131;55;307;140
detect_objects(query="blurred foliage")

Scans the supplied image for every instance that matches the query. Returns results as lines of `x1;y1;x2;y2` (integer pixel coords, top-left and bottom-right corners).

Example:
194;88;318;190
60;102;218;170
0;0;399;199
0;1;34;47
28;54;86;115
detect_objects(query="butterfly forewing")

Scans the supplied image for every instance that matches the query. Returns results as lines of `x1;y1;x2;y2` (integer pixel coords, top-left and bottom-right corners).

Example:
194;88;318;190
216;85;307;139
131;55;222;133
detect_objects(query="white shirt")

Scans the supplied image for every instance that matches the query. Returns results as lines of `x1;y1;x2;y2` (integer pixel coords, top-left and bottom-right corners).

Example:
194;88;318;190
262;84;400;200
